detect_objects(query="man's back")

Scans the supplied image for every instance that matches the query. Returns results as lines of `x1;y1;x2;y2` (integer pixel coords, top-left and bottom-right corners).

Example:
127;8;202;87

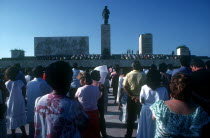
123;70;143;96
123;69;143;138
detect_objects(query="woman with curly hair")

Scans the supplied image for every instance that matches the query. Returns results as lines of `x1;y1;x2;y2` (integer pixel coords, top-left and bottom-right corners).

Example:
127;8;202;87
150;73;210;137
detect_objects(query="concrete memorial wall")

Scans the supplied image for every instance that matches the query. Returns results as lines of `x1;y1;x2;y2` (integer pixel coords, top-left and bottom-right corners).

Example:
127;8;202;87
34;37;89;56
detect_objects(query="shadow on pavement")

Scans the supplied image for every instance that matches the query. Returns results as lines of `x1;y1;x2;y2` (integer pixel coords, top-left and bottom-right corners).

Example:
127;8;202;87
7;133;28;138
106;122;126;128
107;103;118;106
105;111;120;116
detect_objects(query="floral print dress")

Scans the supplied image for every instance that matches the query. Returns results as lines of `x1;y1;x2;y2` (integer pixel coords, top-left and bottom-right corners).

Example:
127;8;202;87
34;94;84;138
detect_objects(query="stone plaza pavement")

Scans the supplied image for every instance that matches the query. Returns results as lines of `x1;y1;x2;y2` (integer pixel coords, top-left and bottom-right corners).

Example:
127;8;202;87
7;90;137;138
105;92;137;138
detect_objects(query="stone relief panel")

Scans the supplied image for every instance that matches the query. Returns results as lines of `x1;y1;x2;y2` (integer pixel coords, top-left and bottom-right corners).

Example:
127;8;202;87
34;37;89;56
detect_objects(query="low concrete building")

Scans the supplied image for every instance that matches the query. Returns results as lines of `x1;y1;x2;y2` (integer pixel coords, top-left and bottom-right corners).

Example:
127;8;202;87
176;45;190;56
11;49;25;58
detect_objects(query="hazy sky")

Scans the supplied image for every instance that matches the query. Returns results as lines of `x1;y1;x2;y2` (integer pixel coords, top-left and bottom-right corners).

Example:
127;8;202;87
0;0;210;58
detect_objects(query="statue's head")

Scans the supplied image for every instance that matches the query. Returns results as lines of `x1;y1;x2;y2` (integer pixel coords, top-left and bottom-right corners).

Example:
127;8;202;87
105;6;108;9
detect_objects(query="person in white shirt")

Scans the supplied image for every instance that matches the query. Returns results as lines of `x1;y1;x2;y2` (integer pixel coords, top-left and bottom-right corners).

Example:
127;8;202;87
117;70;128;123
69;62;81;98
26;66;52;137
25;68;33;83
5;66;27;137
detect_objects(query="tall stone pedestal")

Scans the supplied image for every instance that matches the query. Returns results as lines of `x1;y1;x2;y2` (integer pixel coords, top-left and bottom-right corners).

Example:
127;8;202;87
101;24;111;58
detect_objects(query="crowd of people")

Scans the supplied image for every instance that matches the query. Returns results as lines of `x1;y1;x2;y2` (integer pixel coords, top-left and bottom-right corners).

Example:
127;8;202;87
3;54;209;61
0;56;210;138
120;54;181;60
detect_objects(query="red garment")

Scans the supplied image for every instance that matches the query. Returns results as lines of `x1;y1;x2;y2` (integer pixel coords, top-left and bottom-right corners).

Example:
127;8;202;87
42;73;46;80
82;110;100;138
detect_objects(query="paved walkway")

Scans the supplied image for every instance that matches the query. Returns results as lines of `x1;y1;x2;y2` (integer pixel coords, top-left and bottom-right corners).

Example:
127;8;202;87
7;90;137;138
105;92;137;138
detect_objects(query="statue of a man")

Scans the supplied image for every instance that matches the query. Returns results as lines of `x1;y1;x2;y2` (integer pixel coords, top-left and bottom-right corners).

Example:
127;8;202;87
102;6;110;24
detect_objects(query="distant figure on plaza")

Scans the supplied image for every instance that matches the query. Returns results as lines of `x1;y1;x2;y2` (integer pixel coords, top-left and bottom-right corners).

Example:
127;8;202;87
69;62;81;98
117;70;128;124
110;65;120;104
102;6;110;24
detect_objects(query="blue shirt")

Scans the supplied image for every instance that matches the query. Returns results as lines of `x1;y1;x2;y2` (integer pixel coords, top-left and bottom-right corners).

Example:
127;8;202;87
172;66;192;76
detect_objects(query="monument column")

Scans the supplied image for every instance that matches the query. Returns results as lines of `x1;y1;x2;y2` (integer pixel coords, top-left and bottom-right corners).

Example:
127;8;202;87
101;6;111;59
101;24;111;58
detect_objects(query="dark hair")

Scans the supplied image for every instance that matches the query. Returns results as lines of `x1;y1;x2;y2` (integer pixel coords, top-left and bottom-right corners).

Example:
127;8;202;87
150;64;157;71
77;72;92;85
146;70;161;90
180;56;191;67
158;62;167;73
13;63;21;69
32;65;44;78
45;61;73;94
73;62;78;68
114;64;120;73
167;64;173;70
25;68;32;75
119;68;127;76
5;66;19;81
132;61;141;70
90;70;100;81
190;58;205;68
170;73;192;102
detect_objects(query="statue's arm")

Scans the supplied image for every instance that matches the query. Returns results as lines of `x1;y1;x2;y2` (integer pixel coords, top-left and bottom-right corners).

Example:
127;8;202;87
102;10;105;16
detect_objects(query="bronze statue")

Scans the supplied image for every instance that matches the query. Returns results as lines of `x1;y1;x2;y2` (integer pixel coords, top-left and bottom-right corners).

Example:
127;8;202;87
102;6;110;24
